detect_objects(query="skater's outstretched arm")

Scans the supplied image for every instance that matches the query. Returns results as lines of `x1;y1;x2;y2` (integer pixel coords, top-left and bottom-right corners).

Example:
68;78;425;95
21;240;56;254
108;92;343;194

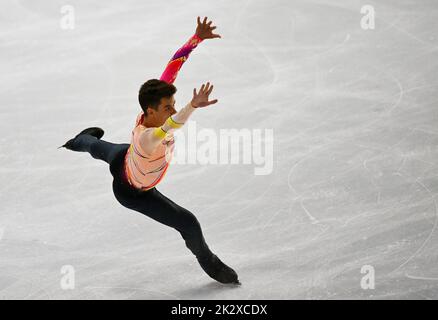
159;16;221;84
138;82;218;155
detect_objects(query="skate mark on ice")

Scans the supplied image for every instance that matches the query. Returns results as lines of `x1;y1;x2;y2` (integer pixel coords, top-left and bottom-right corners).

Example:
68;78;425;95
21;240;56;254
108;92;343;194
405;274;438;281
390;178;438;274
300;199;319;225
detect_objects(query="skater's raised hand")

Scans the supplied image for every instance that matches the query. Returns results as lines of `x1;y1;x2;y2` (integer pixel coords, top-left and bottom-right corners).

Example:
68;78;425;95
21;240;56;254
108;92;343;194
196;16;221;40
191;82;218;108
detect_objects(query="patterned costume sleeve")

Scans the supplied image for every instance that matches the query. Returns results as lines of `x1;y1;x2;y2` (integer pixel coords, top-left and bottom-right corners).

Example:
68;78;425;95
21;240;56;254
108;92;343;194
159;34;203;84
134;34;203;127
136;34;203;155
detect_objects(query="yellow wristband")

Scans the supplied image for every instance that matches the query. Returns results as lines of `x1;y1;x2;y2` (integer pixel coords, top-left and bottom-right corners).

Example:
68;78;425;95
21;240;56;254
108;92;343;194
153;127;167;139
165;116;183;129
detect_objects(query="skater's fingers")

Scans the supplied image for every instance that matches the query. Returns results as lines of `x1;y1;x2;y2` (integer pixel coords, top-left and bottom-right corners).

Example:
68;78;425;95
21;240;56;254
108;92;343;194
207;84;214;95
204;82;211;93
199;84;205;93
210;26;217;30
208;99;218;105
197;16;201;25
207;21;212;26
193;88;197;96
203;17;207;25
212;33;221;38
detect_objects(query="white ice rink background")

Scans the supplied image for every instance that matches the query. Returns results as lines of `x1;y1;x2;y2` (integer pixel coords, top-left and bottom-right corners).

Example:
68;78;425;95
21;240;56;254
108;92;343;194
1;0;438;299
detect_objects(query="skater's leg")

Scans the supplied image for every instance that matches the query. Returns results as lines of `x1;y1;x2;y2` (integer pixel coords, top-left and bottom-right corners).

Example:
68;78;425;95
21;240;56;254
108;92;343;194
112;183;240;284
114;186;213;259
73;134;121;164
144;189;213;259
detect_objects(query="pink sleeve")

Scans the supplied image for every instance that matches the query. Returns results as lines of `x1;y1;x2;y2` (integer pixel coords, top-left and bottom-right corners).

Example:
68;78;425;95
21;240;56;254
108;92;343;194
159;34;203;84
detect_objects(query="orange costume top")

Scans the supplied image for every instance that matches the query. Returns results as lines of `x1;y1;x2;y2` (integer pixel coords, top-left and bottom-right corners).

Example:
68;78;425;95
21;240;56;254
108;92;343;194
124;34;203;191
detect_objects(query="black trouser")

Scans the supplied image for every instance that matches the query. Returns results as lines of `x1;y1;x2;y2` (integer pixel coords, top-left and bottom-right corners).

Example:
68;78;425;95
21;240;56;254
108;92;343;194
72;134;214;261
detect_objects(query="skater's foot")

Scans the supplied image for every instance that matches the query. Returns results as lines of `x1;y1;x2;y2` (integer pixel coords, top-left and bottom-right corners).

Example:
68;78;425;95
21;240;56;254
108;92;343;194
58;127;104;150
197;254;240;285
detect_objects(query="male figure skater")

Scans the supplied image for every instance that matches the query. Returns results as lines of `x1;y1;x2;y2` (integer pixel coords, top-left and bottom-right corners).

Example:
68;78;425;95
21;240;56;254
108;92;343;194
59;17;240;285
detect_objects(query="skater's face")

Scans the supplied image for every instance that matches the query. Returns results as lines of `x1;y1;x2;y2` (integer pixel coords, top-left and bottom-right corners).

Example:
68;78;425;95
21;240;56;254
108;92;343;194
147;95;177;126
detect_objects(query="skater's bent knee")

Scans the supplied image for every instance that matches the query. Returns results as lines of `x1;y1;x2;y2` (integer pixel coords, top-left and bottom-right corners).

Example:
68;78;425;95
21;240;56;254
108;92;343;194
179;214;203;235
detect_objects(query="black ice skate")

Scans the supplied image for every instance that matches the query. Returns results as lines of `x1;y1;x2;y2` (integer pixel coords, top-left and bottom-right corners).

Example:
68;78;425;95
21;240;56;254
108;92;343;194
197;254;241;285
58;127;105;150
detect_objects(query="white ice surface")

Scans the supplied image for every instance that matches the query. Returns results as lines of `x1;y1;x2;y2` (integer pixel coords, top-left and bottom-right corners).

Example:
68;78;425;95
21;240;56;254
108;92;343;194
1;0;438;299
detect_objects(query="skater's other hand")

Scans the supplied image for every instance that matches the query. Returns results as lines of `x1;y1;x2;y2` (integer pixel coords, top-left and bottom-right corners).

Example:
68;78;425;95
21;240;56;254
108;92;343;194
191;82;218;108
196;16;221;40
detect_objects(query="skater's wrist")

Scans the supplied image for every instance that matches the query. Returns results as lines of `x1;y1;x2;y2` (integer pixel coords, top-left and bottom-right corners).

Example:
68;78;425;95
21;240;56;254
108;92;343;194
168;102;196;126
192;33;204;43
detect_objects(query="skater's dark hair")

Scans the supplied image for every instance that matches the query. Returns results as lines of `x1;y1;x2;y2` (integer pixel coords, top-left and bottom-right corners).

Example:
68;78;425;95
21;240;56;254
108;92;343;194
139;79;177;115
